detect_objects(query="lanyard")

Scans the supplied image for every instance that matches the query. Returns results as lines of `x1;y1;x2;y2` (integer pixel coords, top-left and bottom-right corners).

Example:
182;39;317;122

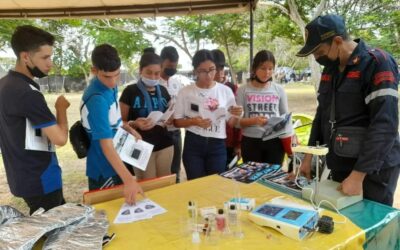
137;79;163;115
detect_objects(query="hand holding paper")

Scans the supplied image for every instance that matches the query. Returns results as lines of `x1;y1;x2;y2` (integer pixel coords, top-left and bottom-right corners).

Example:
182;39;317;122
147;104;175;126
113;127;154;171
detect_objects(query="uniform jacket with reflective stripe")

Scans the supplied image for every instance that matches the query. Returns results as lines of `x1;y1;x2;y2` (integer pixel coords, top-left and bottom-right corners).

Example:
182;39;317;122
308;39;400;173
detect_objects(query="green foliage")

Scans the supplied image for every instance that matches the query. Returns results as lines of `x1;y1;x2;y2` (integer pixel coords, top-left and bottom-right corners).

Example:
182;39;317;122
0;0;398;80
0;18;150;79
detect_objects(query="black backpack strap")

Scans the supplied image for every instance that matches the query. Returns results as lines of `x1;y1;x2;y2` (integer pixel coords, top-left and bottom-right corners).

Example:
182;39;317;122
80;93;102;113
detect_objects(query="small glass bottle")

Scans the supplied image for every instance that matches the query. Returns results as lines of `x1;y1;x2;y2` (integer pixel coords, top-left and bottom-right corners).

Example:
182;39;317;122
228;204;237;225
216;208;226;232
188;201;196;219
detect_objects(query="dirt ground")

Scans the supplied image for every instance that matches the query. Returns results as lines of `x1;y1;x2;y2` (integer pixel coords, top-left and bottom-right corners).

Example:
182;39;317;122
0;83;399;214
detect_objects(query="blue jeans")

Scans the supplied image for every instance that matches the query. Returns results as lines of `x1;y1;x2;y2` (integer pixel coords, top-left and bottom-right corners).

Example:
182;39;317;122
182;131;227;180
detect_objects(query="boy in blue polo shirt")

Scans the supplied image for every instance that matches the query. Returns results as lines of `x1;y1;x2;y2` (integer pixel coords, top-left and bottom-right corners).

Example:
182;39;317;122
81;44;144;205
0;25;70;214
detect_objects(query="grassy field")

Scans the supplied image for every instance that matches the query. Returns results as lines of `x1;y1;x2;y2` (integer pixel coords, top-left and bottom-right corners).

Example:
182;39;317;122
0;83;398;214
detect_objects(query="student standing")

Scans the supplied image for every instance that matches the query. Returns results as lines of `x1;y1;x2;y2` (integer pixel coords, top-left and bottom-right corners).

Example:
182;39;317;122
120;50;174;180
174;49;241;180
82;44;143;205
0;25;70;214
236;50;289;165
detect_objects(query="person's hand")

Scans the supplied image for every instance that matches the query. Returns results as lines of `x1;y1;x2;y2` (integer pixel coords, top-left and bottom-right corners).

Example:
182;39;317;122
192;116;212;129
123;122;142;141
55;95;70;111
135;117;154;131
299;154;312;180
338;171;366;196
286;172;296;181
252;116;268;126
123;178;145;206
234;146;242;159
229;106;243;117
164;116;174;126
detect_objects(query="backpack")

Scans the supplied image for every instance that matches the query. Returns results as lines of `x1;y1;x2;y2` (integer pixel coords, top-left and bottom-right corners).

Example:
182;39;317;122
69;94;100;159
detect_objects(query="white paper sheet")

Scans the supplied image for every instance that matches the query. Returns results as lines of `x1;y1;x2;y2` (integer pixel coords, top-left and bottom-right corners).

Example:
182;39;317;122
200;107;227;123
147;104;175;125
259;113;293;141
113;127;154;171
114;199;167;224
25;119;55;152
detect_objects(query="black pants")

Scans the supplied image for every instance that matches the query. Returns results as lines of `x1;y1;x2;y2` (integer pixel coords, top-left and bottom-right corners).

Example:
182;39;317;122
241;136;285;165
23;189;65;215
88;175;123;191
331;167;400;206
226;147;236;168
168;130;182;183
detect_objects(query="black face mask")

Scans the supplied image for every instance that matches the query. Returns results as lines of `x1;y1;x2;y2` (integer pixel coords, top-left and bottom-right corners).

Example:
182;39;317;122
164;68;177;77
254;75;272;84
316;42;340;68
27;65;47;78
316;56;340;68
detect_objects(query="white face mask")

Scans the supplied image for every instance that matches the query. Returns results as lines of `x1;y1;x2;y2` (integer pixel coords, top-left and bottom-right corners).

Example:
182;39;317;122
141;76;159;87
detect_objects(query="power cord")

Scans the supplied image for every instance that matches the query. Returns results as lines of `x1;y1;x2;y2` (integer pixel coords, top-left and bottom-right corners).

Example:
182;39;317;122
293;157;347;225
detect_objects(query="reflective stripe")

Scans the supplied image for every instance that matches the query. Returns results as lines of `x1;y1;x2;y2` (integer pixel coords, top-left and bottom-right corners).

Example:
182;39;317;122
365;89;398;104
100;177;113;189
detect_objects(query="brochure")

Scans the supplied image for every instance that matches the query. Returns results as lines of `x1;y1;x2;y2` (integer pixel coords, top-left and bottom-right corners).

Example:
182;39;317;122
113;127;154;171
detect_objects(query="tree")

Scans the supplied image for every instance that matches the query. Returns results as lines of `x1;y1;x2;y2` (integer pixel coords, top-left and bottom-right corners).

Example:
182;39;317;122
257;0;400;89
202;14;250;84
147;14;250;84
330;0;400;59
258;0;328;89
0;19;150;85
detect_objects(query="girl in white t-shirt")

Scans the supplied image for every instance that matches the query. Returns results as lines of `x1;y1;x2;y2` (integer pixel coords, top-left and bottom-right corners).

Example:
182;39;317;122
174;49;242;180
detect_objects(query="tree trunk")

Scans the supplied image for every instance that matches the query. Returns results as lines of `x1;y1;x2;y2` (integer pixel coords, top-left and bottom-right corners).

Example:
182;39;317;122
309;57;321;91
259;0;327;91
223;40;238;85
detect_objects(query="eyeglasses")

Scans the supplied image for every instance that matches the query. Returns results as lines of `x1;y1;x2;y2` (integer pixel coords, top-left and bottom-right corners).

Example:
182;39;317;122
196;68;216;76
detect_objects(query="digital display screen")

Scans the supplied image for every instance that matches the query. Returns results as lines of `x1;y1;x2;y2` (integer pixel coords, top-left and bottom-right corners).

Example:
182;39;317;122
283;210;302;220
257;205;283;217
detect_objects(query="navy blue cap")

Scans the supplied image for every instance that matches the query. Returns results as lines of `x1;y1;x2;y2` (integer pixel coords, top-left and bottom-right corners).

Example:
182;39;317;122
296;15;346;57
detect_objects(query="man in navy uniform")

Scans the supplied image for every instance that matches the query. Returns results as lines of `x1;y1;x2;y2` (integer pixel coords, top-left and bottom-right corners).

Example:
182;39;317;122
297;15;399;206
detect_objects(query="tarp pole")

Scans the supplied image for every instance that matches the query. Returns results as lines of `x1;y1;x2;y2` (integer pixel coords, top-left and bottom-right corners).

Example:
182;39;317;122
249;0;254;72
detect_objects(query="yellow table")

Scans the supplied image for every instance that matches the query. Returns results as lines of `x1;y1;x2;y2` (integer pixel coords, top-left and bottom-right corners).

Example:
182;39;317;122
94;175;365;249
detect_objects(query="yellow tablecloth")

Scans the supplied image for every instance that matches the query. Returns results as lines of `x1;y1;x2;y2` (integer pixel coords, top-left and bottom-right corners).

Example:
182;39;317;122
94;175;365;249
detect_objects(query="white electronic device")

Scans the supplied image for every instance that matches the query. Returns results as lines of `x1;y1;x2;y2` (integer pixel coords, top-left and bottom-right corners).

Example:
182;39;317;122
292;145;363;210
302;180;363;210
248;203;319;240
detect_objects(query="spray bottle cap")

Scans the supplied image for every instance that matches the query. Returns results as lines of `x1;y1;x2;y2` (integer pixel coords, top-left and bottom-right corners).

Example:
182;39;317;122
218;208;224;214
